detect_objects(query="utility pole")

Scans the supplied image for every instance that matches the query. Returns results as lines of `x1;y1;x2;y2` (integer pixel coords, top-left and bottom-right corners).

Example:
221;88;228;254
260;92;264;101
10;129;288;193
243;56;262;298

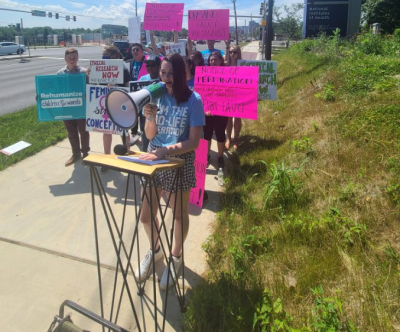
264;0;273;60
232;0;239;45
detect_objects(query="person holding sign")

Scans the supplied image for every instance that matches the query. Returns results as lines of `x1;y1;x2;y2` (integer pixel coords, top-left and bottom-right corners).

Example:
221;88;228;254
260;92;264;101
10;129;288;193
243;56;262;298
183;57;196;90
100;46;131;170
202;51;229;169
224;41;243;151
200;40;225;66
135;54;205;290
138;55;162;152
126;43;147;81
56;48;90;167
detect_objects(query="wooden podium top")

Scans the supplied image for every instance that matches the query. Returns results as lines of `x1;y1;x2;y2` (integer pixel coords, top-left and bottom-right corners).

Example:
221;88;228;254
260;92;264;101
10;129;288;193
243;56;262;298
84;152;184;177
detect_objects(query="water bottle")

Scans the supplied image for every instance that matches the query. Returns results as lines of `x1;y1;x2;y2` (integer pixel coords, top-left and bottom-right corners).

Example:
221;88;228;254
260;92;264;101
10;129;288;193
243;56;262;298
218;168;224;186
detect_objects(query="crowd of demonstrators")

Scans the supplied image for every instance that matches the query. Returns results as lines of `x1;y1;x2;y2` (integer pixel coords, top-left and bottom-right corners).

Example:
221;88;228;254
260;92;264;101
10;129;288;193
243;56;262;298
98;46;131;172
200;40;225;66
135;54;205;290
56;48;90;167
138;55;162;152
224;41;243;151
202;51;229;169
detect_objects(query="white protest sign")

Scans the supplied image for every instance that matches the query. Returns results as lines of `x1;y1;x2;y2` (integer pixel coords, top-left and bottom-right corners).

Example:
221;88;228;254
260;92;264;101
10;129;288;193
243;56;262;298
0;141;31;156
145;30;151;44
129;17;141;43
86;85;129;135
164;42;186;56
237;60;277;100
89;59;124;85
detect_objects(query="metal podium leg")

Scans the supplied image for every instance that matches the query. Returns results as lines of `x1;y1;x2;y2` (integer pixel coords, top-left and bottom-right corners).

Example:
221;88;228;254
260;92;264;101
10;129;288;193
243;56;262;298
89;165;142;332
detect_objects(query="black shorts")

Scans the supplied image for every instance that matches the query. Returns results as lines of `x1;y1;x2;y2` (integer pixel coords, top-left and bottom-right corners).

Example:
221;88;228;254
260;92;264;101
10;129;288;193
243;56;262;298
146;141;196;193
203;115;229;143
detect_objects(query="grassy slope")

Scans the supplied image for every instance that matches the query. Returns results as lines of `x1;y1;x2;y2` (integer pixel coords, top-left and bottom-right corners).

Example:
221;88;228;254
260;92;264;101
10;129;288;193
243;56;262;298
184;34;400;331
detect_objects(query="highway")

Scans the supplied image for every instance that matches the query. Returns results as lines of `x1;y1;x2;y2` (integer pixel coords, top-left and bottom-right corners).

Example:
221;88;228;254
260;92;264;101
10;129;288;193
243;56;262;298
0;46;103;116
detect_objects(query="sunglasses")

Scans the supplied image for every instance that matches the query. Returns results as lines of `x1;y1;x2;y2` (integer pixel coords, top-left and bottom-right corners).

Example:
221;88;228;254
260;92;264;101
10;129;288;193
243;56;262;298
146;64;155;68
230;51;238;54
132;48;142;52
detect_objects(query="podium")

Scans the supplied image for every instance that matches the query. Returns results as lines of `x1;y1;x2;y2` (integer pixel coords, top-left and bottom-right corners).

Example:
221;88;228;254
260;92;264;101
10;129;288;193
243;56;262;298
84;153;186;332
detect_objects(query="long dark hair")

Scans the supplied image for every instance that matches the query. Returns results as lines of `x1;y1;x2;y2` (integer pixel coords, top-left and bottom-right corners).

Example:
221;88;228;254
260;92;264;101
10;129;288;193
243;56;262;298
209;51;225;66
191;51;205;66
162;54;192;105
183;57;196;76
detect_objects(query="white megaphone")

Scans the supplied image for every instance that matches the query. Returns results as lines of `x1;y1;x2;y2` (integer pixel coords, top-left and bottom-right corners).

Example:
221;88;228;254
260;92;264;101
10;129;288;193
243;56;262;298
105;82;167;130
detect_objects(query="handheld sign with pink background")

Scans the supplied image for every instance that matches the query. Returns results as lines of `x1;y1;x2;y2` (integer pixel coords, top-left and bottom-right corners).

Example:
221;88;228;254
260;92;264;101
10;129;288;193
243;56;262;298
188;9;230;40
194;66;259;120
143;3;184;31
189;139;208;208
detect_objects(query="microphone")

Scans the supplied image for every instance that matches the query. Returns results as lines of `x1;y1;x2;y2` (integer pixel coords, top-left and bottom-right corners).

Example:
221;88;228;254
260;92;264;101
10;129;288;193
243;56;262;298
113;133;142;155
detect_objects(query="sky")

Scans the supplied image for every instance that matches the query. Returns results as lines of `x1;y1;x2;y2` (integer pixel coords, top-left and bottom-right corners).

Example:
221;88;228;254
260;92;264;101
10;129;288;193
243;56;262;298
0;0;301;30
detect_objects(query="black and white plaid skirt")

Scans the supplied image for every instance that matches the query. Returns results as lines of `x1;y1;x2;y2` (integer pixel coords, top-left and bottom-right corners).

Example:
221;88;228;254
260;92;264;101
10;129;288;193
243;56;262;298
146;141;196;193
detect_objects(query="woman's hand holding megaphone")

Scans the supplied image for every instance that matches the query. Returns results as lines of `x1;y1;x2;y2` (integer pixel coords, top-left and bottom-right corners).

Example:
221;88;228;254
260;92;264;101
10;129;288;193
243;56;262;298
144;103;158;122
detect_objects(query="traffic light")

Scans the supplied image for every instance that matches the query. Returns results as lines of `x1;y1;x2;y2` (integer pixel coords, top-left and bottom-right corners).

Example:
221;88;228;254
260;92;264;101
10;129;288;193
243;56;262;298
73;16;76;21
48;12;52;18
55;13;59;19
16;23;20;31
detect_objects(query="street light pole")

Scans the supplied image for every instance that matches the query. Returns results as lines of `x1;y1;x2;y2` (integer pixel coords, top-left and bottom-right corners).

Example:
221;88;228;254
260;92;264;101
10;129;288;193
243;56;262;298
264;0;273;60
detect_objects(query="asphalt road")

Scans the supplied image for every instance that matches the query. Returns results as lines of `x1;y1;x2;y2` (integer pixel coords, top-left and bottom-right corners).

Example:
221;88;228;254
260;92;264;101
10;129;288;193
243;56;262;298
0;46;103;116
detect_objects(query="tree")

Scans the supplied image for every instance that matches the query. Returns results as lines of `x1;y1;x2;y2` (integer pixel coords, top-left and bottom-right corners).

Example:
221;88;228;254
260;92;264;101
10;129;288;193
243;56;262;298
362;0;400;34
273;3;304;41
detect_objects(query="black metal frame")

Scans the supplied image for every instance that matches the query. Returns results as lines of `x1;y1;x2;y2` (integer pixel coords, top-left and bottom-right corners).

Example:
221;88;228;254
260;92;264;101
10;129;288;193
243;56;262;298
88;159;185;332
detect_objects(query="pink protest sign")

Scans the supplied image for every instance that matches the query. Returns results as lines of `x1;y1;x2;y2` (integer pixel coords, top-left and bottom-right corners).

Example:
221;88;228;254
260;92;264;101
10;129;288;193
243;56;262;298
143;3;184;31
194;66;259;120
189;139;208;208
188;9;229;40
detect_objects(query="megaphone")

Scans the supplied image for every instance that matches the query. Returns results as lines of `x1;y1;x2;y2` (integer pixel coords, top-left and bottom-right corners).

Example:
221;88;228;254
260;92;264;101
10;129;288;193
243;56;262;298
105;82;167;130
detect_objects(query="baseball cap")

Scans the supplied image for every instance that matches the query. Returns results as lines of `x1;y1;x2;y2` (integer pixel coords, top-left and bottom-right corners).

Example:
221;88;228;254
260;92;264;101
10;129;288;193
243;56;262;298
144;55;162;65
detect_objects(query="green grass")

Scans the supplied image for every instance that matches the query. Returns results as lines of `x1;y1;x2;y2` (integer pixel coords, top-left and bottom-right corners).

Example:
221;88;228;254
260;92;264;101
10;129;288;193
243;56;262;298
184;32;400;331
0;106;67;171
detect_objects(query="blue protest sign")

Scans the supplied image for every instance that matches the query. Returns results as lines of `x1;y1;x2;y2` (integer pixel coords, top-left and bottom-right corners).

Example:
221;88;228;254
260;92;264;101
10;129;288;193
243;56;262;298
36;74;86;121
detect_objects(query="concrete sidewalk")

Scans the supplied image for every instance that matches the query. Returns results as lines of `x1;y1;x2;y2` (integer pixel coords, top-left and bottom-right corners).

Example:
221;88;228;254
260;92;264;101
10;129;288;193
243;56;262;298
242;41;263;60
0;135;224;331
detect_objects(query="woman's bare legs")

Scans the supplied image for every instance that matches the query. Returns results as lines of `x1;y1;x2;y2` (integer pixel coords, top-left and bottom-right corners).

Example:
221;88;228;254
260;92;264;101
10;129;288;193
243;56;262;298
225;117;233;149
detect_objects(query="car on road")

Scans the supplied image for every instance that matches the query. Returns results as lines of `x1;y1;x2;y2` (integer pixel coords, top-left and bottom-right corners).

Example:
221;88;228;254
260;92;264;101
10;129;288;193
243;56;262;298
112;40;132;60
0;42;26;55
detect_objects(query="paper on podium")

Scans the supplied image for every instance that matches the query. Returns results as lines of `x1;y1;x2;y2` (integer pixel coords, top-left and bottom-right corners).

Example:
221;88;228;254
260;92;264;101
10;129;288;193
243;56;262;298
117;155;169;165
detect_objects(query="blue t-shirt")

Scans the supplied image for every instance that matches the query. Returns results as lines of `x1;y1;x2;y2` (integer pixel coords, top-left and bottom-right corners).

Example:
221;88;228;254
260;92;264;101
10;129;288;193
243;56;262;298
187;77;195;91
201;48;225;66
139;74;159;82
152;92;205;147
132;60;143;81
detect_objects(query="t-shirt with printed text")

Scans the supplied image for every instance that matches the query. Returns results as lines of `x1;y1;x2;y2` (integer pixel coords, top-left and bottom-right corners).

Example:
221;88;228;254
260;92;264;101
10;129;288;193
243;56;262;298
151;92;205;147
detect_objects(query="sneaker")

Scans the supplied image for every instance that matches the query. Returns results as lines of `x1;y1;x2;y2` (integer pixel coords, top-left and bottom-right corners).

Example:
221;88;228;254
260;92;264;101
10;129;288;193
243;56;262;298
217;156;225;169
135;248;163;282
82;152;89;158
65;153;81;167
160;255;182;290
